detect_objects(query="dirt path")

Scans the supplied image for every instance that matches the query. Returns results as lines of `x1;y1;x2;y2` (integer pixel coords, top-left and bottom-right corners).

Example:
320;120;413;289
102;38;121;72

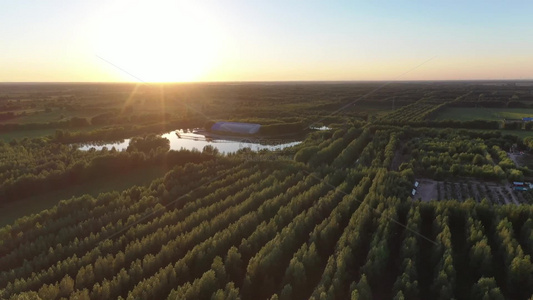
390;149;408;171
505;186;520;204
415;179;438;202
508;152;521;167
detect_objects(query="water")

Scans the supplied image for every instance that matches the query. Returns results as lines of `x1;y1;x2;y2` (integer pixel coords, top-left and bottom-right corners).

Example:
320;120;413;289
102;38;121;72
310;126;331;131
78;129;302;154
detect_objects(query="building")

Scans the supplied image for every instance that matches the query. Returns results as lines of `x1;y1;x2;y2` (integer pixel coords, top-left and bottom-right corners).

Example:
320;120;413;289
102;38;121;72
211;122;261;135
512;181;532;191
504;118;523;123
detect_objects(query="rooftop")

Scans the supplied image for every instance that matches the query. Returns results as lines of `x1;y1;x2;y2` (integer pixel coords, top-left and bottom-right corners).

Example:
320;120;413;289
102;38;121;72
211;122;261;135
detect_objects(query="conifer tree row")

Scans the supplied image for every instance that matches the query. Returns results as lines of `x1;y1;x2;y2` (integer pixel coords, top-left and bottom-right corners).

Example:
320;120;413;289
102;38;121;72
1;165;285;298
391;206;422;300
131;171;308;299
275;174;373;300
0;162;255;276
0;159;236;258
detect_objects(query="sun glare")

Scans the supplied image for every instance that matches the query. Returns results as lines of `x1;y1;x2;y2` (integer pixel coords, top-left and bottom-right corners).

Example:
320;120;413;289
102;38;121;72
94;1;220;82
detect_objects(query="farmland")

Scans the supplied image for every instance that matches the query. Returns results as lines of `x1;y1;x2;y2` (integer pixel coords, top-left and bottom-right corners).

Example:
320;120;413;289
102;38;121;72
435;107;533;122
0;82;533;300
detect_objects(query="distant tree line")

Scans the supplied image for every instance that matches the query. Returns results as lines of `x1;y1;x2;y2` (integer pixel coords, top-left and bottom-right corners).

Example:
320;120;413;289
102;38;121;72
0;136;215;205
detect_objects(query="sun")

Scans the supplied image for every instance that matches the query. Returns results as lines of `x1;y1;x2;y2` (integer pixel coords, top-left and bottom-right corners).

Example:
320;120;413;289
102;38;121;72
94;0;220;82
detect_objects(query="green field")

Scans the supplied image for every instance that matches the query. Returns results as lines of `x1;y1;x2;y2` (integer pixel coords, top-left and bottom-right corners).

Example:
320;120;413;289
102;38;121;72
435;107;533;121
1;109;99;124
0;166;168;226
0;124;109;141
0;128;57;141
357;104;393;116
499;129;533;138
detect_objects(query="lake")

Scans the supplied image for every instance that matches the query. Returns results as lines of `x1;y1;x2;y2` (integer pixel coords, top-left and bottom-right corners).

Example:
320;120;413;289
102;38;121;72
78;129;302;154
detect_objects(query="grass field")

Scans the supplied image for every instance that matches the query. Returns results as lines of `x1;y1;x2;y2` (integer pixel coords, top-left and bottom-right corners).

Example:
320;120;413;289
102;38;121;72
0;166;168;226
0;125;108;141
0;129;57;141
499;129;533;138
358;105;393;116
434;107;533;121
433;107;533;138
1;109;99;124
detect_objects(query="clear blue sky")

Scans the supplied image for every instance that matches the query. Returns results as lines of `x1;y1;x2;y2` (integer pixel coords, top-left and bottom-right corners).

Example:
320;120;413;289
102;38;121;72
2;0;533;82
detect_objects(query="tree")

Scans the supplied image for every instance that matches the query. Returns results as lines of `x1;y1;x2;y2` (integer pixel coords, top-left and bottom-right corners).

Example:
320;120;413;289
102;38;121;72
225;247;243;283
294;146;319;164
355;275;372;300
471;277;504;300
280;284;293;300
469;238;493;278
493;166;506;179
473;154;484;166
508;256;533;299
75;265;95;290
59;275;74;298
432;270;453;300
203;145;219;156
508;169;524;181
211;256;227;285
393;272;419;300
524;136;533;149
69;289;91;300
393;290;405;300
127;134;170;153
450;164;461;176
11;291;42;300
38;284;59;300
269;294;279;300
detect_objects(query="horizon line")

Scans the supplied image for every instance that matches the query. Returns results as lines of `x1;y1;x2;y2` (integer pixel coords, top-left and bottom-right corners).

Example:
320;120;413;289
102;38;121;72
1;79;533;84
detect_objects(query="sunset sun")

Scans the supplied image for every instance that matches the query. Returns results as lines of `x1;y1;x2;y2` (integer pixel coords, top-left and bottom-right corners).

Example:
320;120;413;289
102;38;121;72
94;1;220;82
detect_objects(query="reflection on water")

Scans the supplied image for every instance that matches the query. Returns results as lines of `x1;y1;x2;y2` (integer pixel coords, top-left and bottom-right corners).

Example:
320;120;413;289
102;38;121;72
78;129;302;154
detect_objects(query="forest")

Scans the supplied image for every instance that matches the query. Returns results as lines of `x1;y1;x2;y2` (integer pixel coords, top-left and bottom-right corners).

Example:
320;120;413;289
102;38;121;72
0;82;533;300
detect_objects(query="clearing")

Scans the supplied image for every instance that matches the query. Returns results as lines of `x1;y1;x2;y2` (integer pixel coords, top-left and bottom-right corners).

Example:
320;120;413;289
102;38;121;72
413;178;528;205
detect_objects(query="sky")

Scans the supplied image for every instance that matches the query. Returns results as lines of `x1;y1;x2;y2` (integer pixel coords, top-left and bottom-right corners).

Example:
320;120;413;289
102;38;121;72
2;0;533;82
